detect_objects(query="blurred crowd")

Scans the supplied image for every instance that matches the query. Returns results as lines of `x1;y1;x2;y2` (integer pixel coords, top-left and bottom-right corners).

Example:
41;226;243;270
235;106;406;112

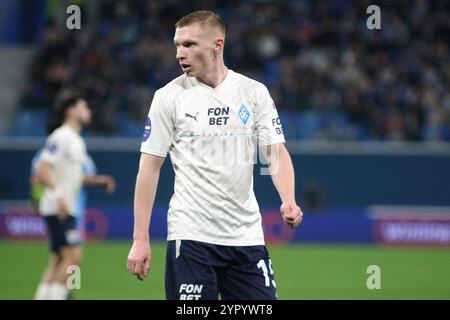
20;0;450;140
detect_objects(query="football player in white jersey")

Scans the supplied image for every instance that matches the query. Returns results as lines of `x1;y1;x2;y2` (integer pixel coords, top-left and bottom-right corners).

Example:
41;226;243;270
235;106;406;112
32;149;116;300
127;10;303;300
33;89;92;300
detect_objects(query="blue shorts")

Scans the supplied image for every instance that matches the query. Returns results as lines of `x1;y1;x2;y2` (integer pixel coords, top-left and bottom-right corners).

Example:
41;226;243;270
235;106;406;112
165;240;277;300
44;215;82;253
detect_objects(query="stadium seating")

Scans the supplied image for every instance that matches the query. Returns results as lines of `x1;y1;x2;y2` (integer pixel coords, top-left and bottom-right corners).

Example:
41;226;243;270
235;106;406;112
8;0;450;141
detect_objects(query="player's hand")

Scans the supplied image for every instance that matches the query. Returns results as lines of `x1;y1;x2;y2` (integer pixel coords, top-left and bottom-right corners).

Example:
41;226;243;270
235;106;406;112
57;197;70;221
127;240;152;281
280;201;303;228
99;175;116;194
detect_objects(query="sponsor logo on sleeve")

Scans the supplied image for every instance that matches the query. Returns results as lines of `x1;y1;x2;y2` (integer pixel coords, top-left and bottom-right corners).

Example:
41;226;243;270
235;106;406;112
46;142;58;153
142;117;152;142
272;117;284;135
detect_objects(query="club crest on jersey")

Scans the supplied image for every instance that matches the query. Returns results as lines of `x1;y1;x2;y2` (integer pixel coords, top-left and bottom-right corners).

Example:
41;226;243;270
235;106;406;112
142;117;151;142
238;103;251;125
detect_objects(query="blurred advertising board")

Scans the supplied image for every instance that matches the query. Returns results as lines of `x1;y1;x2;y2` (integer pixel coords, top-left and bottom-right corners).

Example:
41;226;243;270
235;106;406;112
370;206;450;247
1;201;449;247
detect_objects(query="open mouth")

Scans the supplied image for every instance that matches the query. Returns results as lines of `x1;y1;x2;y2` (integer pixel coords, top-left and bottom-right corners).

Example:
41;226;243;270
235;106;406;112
180;63;191;71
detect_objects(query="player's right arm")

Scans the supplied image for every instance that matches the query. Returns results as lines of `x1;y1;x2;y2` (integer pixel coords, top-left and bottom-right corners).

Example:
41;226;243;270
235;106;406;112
128;89;173;281
36;160;69;218
127;153;165;281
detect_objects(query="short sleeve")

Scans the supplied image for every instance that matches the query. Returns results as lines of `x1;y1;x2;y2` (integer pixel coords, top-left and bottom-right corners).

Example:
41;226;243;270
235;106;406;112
140;91;174;157
254;84;286;147
40;134;63;166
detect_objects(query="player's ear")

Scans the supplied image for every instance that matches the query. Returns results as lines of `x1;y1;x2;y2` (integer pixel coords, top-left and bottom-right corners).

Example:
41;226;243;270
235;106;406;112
214;37;224;53
65;106;74;119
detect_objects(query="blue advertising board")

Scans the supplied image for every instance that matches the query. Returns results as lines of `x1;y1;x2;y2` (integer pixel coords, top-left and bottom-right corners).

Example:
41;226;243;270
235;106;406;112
1;203;449;247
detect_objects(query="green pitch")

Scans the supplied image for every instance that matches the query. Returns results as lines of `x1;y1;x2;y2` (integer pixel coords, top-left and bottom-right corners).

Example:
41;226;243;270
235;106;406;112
1;241;449;299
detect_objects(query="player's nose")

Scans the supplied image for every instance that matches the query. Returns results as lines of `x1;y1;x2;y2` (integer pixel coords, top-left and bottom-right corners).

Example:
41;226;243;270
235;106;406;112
176;47;186;60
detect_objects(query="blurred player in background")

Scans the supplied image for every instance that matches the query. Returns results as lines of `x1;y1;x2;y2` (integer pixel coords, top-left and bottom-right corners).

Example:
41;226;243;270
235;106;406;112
127;10;302;300
31;151;115;240
33;89;115;300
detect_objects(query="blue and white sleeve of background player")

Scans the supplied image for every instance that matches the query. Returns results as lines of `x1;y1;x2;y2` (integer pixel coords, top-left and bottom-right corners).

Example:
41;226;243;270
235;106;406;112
254;84;286;147
140;91;174;157
30;149;43;176
83;154;97;175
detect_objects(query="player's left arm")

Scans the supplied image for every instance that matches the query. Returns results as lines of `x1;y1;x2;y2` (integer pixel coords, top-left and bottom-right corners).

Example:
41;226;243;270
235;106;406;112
264;143;303;228
81;154;115;193
83;174;116;194
255;83;303;228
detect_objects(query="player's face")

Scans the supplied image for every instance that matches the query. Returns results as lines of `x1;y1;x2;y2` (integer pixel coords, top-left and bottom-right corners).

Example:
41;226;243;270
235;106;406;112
174;24;218;77
75;99;92;125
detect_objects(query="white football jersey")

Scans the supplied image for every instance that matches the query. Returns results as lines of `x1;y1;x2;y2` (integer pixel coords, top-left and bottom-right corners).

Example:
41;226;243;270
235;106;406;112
39;124;86;217
141;69;285;246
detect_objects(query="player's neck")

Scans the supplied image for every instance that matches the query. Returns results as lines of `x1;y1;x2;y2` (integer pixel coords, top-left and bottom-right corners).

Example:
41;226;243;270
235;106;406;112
64;119;82;134
196;64;228;89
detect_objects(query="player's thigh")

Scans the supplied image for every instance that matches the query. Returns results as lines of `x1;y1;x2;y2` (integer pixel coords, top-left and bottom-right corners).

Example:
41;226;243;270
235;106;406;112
165;240;219;300
60;244;83;265
43;216;64;253
45;215;83;259
219;247;277;300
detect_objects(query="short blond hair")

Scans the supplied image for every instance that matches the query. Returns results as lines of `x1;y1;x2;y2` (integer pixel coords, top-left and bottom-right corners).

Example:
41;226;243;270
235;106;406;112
175;10;226;38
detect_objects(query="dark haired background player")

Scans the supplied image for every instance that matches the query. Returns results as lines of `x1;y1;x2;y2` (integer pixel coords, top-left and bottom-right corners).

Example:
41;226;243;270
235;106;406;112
33;89;115;300
127;10;302;300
